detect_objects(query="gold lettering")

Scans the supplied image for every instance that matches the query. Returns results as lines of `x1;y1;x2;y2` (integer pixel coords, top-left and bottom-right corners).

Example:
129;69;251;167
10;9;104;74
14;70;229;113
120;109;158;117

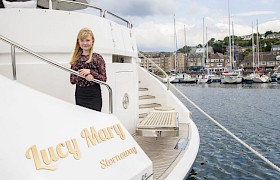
98;129;106;141
121;151;128;157
81;127;101;147
99;147;138;169
100;160;107;169
41;149;52;165
56;143;68;158
25;145;57;171
98;128;112;141
106;126;115;138
113;124;126;140
107;159;113;166
48;147;60;161
65;139;81;160
132;147;137;154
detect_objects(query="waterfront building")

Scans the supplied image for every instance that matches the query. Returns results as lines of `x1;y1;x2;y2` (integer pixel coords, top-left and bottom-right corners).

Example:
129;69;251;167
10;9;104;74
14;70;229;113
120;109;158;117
271;45;280;55
140;52;186;73
241;52;280;74
205;53;228;74
186;46;213;72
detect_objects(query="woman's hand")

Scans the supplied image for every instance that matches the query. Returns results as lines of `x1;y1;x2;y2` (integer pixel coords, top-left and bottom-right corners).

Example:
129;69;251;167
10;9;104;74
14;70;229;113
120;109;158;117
85;74;94;81
78;69;91;77
78;69;93;81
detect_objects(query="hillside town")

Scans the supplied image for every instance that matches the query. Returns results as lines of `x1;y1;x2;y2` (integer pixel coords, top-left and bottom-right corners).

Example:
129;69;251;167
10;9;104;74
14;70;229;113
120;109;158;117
139;32;280;76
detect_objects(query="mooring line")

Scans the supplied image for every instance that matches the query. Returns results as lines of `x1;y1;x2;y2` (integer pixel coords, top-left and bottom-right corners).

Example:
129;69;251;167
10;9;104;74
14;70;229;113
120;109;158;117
170;84;280;173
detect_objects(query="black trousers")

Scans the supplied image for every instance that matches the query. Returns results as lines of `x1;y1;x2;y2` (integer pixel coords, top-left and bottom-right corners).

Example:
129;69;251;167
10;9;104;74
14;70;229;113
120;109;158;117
75;84;102;111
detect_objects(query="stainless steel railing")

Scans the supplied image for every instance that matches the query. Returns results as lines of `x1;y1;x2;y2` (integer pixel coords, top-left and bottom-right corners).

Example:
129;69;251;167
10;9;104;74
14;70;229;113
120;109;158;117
0;35;113;114
138;52;170;90
54;0;132;28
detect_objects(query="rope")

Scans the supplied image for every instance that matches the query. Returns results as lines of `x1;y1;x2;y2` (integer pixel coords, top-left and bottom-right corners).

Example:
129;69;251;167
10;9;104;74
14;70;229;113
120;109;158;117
170;84;280;173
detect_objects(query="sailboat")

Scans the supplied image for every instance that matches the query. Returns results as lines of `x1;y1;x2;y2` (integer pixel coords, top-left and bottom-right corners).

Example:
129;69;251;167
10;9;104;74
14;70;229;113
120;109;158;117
270;66;280;83
243;23;256;84
252;20;270;83
221;3;242;84
0;1;200;179
182;24;197;84
197;25;211;84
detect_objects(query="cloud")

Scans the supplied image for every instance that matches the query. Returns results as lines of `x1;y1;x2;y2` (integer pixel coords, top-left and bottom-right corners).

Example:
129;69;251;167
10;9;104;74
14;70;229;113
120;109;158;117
134;22;175;51
93;0;174;17
234;11;277;17
258;20;280;33
134;19;280;51
89;0;280;51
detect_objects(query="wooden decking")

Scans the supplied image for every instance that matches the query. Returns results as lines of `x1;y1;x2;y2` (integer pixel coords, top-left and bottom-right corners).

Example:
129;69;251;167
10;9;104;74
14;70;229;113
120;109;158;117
133;123;190;180
137;111;178;128
136;110;179;137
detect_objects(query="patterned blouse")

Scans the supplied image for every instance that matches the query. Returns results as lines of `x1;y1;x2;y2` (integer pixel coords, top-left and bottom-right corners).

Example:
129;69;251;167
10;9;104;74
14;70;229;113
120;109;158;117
70;53;107;87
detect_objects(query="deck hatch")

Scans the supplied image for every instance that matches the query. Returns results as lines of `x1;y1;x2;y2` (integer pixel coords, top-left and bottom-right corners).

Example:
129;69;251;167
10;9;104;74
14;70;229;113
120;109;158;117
136;111;179;137
137;112;177;128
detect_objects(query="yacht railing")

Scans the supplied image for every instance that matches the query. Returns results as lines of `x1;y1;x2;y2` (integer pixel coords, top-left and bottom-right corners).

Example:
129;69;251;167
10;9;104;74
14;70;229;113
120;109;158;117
138;52;170;90
51;0;132;28
0;35;113;114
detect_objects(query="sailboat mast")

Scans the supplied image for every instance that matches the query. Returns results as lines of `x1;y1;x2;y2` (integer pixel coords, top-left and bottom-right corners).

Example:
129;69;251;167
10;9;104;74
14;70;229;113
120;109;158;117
252;22;255;74
228;0;232;70
256;19;260;68
202;17;205;68
206;26;208;62
184;24;187;56
173;14;178;72
184;24;187;72
232;21;235;69
206;26;209;75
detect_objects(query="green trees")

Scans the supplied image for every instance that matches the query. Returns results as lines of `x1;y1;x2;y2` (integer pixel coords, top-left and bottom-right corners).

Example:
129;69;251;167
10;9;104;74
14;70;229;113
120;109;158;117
178;31;279;56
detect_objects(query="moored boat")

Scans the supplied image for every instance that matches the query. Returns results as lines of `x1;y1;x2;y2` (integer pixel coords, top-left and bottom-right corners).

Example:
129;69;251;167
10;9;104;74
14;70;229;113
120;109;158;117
270;66;280;83
252;73;270;83
197;74;211;84
221;70;243;84
242;74;254;84
184;74;198;84
208;74;221;83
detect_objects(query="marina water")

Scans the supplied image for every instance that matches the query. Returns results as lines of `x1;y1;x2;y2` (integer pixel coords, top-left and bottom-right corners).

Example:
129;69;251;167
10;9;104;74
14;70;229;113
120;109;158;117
172;83;280;179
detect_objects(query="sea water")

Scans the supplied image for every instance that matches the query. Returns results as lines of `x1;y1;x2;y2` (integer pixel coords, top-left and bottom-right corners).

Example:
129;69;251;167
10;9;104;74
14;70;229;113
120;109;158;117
172;83;280;179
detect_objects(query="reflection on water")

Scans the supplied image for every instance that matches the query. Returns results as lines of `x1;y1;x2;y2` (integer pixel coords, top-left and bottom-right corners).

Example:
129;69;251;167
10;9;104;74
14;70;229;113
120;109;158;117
172;83;280;179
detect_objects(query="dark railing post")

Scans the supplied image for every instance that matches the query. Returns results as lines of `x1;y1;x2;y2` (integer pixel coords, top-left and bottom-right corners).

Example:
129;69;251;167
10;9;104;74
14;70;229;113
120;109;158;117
11;45;17;80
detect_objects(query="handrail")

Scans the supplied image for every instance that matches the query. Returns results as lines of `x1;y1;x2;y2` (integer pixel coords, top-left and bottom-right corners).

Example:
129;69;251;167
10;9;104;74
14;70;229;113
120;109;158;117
0;35;113;114
56;0;132;28
138;52;170;90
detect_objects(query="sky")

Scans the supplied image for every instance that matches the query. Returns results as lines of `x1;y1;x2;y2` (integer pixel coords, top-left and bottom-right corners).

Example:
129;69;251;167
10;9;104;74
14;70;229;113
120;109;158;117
91;0;280;52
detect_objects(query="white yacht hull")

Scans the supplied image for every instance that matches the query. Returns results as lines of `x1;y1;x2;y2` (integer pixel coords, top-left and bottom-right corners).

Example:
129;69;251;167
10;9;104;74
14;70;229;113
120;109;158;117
221;76;243;84
252;76;270;83
0;5;199;180
221;72;243;84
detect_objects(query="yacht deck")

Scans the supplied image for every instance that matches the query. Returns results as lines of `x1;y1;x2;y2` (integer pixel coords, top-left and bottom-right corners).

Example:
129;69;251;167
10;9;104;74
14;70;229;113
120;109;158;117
133;123;191;180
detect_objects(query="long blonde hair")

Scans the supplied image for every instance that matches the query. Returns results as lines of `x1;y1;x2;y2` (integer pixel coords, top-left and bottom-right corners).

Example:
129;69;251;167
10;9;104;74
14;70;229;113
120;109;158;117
70;28;95;65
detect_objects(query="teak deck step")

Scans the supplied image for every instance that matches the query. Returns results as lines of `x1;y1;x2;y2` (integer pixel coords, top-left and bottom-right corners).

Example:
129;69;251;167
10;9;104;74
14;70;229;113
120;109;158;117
136;111;179;137
133;123;189;179
139;95;156;100
139;103;161;109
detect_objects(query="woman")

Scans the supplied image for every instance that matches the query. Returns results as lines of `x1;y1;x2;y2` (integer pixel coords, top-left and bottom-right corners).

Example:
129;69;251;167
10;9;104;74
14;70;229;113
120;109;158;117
70;28;107;111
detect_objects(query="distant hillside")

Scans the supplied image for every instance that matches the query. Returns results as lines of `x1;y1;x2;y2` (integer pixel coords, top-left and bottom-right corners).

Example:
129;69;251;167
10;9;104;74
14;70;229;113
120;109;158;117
178;31;280;56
